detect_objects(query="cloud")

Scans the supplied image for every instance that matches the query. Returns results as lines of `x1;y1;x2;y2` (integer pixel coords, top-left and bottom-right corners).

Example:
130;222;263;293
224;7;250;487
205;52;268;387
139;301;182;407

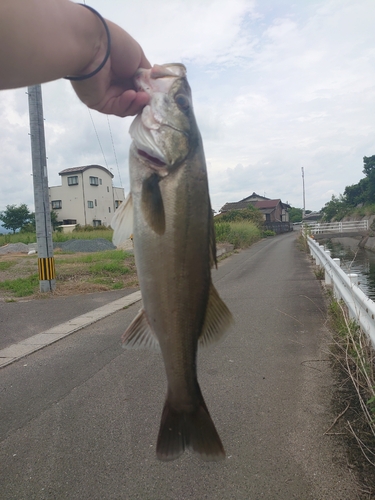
1;0;374;216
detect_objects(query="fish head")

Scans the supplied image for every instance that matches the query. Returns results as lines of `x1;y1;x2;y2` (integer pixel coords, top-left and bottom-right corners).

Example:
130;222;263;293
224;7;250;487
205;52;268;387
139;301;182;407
130;63;197;171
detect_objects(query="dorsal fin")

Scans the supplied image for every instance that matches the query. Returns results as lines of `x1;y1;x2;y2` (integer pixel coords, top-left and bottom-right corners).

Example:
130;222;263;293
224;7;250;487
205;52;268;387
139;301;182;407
111;194;133;247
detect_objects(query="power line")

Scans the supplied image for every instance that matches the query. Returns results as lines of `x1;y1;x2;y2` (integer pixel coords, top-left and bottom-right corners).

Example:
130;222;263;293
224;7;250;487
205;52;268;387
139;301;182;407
107;116;122;187
87;108;109;169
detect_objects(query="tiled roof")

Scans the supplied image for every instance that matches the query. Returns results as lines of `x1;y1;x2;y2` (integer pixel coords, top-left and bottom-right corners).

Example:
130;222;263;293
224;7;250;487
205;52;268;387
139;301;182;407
252;199;281;209
59;165;114;178
220;196;290;213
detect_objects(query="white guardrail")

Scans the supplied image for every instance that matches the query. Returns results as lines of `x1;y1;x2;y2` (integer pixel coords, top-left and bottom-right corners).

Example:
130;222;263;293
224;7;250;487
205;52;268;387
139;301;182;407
305;220;368;234
307;236;375;346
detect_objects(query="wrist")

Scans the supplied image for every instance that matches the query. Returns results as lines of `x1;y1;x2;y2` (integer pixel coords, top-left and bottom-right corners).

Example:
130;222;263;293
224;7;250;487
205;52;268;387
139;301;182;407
66;4;110;81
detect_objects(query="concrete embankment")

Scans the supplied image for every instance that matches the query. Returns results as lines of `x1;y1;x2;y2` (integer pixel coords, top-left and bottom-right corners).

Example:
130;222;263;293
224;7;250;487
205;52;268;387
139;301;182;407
322;214;375;252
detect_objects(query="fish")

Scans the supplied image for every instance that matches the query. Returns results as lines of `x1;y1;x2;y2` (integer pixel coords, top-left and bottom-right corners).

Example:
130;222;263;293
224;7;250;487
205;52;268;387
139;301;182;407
112;63;233;461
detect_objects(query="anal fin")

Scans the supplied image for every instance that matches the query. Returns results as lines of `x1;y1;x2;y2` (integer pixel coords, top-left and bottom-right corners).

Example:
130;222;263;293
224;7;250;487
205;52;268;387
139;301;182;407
122;308;160;350
199;282;233;348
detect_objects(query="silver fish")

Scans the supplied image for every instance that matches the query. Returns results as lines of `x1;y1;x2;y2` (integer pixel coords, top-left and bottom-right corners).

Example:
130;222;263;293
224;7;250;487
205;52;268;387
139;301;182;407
112;63;233;461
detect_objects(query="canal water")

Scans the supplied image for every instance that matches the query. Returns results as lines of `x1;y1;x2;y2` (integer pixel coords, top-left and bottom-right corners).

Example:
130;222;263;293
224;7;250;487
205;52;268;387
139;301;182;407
324;239;375;301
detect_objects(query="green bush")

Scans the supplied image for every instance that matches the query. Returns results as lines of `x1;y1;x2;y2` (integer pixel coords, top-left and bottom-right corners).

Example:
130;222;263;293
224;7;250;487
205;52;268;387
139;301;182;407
215;221;261;249
215;206;264;227
214;222;231;243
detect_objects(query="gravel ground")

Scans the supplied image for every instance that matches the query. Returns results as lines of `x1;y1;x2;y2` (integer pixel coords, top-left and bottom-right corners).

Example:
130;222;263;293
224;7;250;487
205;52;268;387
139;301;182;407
53;238;116;252
0;243;30;254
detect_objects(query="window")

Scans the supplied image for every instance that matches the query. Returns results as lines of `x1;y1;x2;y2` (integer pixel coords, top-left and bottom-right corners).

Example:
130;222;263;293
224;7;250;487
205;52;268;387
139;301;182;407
108;207;111;213
107;186;109;192
99;179;102;185
89;176;99;186
52;200;62;209
67;176;78;186
115;200;122;209
87;201;94;208
95;199;97;206
93;219;101;227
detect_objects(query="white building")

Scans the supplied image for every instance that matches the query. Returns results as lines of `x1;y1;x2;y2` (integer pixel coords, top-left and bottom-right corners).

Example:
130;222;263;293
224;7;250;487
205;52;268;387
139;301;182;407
49;165;125;227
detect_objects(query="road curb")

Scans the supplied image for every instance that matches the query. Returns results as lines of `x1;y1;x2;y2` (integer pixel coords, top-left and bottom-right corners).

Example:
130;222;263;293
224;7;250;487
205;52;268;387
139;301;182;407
0;291;142;369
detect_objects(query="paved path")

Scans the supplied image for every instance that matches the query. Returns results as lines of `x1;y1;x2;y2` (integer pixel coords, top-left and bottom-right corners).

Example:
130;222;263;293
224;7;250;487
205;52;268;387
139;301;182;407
0;233;360;499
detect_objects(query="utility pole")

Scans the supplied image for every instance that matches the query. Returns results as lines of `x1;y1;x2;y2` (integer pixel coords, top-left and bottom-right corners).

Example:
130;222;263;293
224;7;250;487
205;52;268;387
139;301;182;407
301;167;306;220
28;85;56;292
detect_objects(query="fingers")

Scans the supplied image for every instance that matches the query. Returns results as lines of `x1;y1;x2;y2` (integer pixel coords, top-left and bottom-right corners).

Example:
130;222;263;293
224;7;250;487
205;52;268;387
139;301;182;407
95;88;150;117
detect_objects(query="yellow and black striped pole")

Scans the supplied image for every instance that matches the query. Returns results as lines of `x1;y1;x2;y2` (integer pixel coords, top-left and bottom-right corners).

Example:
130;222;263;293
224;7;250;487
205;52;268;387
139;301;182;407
38;257;56;281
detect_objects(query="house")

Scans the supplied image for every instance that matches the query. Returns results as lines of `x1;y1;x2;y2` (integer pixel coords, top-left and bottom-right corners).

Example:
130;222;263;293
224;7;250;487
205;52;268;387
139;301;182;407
220;192;291;222
49;165;125;227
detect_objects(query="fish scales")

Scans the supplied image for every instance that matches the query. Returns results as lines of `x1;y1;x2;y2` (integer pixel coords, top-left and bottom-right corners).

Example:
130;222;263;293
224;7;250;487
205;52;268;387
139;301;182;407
112;63;233;461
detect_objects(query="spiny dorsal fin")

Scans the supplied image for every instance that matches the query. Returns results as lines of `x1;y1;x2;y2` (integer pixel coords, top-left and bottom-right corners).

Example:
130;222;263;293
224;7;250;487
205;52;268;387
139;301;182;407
199;283;233;348
122;308;160;350
141;173;165;235
111;193;133;247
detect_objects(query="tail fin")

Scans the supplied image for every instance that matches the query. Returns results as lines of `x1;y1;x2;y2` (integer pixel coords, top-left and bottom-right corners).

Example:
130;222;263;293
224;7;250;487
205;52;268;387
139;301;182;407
156;389;225;462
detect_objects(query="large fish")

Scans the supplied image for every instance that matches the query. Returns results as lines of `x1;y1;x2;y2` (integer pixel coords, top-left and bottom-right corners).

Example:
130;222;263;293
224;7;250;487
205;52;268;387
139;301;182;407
112;63;233;461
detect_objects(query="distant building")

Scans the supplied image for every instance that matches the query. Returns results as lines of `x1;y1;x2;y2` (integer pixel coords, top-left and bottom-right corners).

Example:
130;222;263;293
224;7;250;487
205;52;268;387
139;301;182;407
302;211;322;222
220;192;291;222
49;165;125;227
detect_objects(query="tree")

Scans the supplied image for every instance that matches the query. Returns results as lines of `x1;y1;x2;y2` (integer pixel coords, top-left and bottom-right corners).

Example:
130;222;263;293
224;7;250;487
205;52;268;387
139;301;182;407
344;177;368;207
0;204;32;233
288;207;303;223
20;210;60;232
50;210;60;231
321;195;348;222
363;155;375;177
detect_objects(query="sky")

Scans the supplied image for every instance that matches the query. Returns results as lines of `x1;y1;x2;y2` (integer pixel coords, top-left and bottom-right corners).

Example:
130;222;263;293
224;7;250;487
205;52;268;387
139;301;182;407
1;0;375;216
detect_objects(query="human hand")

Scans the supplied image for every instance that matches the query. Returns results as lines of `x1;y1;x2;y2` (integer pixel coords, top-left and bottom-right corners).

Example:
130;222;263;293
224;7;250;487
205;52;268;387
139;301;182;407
71;20;151;118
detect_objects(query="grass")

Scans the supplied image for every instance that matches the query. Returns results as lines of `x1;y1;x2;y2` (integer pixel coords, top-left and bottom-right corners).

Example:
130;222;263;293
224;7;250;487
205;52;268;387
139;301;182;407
0;274;39;297
0;248;137;299
0;228;114;246
309;241;375;478
0;261;16;271
0;222;262;300
215;221;262;249
350;204;375;219
327;296;375;468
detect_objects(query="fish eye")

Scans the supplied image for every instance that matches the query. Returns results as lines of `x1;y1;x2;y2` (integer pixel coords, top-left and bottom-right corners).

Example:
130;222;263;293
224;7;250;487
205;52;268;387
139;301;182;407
175;94;190;111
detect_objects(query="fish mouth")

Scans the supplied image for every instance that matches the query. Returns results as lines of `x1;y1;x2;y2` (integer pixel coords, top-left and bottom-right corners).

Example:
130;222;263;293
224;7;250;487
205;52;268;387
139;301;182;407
137;149;166;168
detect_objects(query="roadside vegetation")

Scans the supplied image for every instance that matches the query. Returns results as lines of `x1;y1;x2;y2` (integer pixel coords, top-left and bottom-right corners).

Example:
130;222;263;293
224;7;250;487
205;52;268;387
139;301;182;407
214;205;273;248
327;295;375;490
302;228;375;489
321;155;375;222
0;225;113;246
0;206;272;300
0;248;137;299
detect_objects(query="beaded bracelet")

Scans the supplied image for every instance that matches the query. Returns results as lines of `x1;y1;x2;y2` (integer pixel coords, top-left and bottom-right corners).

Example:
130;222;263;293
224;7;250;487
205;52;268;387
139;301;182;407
64;4;111;81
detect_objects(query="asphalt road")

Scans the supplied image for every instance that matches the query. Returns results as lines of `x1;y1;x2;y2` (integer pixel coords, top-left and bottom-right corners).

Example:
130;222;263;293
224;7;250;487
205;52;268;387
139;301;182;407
0;232;359;499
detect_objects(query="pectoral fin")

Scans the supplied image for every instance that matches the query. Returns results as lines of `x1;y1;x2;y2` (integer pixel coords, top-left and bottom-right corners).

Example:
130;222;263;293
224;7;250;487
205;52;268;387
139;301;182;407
199;283;233;348
122;308;160;350
141;173;166;235
111;193;133;247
